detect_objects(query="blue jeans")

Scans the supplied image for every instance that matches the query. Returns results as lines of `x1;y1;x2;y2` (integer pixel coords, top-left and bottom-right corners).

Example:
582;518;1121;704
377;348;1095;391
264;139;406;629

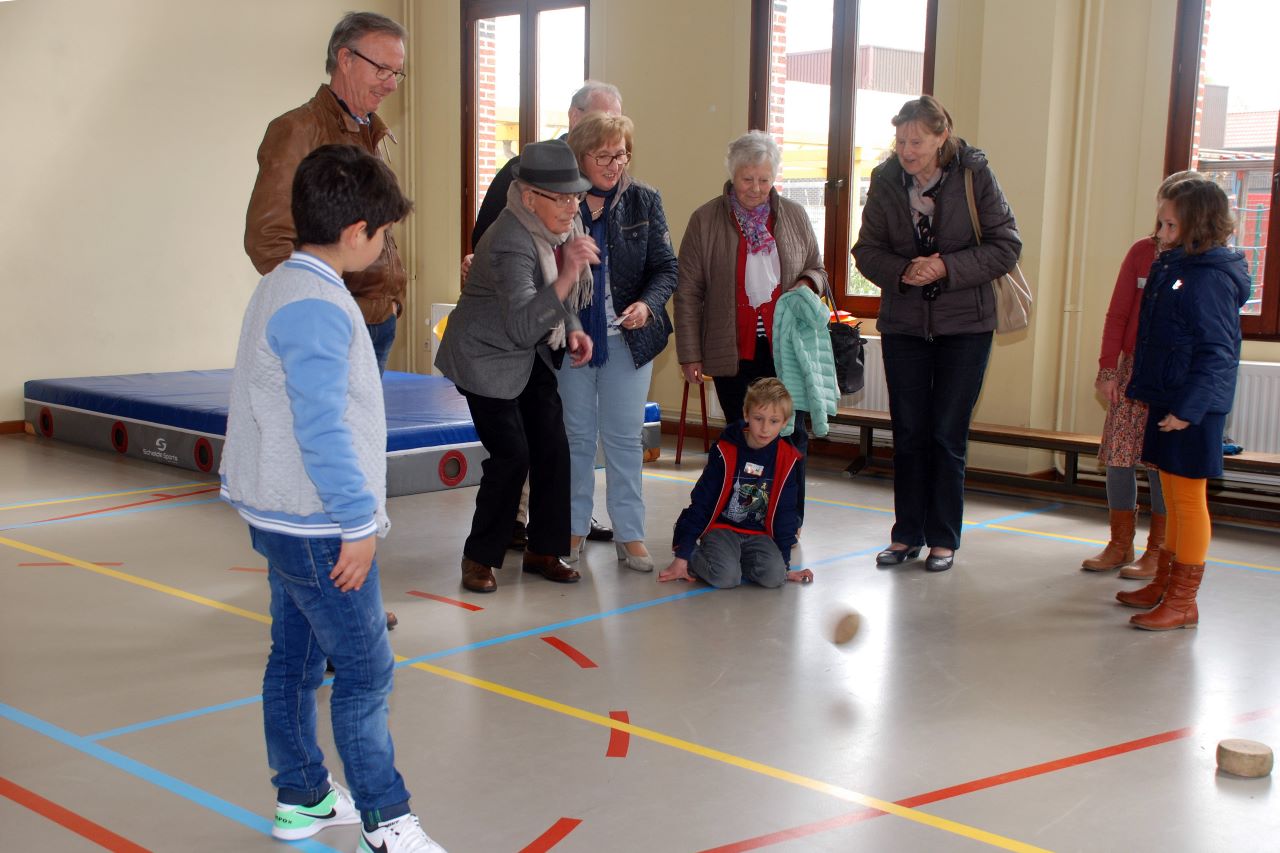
690;528;786;589
251;527;410;825
556;334;653;541
881;331;992;551
367;314;397;376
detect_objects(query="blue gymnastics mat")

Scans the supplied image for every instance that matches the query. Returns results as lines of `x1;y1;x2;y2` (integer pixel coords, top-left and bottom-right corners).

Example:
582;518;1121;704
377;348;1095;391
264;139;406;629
24;370;662;496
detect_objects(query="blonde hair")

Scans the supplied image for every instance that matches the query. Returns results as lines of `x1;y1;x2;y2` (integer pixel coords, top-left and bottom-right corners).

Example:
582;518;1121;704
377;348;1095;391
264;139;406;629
567;113;634;165
743;378;794;421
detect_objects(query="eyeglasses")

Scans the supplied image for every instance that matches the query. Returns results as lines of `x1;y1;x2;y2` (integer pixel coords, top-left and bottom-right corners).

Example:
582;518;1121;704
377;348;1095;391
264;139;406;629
348;47;407;83
590;151;631;167
528;188;586;207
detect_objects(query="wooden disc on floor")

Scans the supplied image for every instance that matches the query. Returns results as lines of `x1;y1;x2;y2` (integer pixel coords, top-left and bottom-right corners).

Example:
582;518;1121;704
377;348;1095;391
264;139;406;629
1216;739;1274;778
833;610;861;645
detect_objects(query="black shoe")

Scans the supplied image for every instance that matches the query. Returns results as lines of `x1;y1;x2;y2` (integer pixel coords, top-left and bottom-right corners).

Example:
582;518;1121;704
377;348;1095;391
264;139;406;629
508;520;528;551
586;517;614;542
875;546;921;566
925;552;955;572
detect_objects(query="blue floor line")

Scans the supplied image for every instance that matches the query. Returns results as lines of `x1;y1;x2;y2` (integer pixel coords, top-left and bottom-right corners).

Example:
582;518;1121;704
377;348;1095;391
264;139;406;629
0;702;342;853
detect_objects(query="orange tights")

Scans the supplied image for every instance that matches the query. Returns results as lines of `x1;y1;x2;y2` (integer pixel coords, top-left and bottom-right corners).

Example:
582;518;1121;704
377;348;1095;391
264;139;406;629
1159;470;1210;565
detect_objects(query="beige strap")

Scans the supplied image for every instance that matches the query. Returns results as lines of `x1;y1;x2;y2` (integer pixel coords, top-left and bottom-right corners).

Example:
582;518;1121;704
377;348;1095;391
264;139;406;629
963;170;983;246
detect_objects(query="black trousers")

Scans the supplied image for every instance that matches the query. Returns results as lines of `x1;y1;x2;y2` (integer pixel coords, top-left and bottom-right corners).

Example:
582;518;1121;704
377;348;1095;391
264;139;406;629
712;336;809;523
459;358;571;567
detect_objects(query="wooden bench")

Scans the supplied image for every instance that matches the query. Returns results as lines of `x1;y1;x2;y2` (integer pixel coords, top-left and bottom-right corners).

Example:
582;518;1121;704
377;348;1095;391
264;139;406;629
830;406;1280;522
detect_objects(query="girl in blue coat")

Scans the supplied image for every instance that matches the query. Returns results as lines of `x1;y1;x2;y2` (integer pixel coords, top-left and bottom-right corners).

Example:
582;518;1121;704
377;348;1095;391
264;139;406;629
1116;176;1251;630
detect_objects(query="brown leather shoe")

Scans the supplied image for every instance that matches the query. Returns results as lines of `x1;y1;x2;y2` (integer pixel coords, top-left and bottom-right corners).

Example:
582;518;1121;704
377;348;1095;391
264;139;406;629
461;557;497;593
522;551;581;583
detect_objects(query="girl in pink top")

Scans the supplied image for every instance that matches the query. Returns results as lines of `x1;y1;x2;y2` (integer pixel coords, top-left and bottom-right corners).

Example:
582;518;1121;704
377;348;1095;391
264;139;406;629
1082;235;1166;577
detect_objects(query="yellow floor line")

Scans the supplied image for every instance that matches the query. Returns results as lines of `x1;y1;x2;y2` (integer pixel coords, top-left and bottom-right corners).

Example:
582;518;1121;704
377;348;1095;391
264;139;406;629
0;533;1049;851
0;481;219;513
0;536;270;624
403;658;1052;853
987;525;1280;573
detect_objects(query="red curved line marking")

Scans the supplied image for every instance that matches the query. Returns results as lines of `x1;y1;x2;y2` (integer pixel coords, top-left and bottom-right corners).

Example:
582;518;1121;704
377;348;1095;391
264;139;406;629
407;590;483;612
229;566;268;574
540;636;597;669
0;775;150;852
699;704;1280;852
606;710;630;758
519;817;582;853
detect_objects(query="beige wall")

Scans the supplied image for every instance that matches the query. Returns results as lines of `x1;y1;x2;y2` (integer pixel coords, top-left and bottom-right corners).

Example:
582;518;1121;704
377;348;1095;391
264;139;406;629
4;0;1277;475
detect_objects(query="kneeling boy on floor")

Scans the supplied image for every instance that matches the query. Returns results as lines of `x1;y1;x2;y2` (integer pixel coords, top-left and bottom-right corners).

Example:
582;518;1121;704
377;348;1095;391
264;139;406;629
220;144;446;853
659;378;814;587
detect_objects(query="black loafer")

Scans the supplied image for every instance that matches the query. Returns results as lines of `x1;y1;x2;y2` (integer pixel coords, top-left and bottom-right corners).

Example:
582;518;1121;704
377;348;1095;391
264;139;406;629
925;553;955;572
875;546;921;566
586;517;614;542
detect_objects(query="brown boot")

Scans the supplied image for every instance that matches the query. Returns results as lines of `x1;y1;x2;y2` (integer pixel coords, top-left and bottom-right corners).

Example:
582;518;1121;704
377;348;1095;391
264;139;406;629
1116;549;1173;608
1131;561;1203;630
1081;509;1136;571
461;557;497;593
1119;512;1166;579
523;551;581;583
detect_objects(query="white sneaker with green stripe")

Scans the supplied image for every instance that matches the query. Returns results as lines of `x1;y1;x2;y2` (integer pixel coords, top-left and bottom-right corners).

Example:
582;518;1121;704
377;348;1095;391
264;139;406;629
271;779;360;840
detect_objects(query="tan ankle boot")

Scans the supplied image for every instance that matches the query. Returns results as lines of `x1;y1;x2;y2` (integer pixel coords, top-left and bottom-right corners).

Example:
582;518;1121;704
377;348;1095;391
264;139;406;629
1081;509;1136;571
1116;549;1173;608
1119;512;1166;579
1131;561;1203;630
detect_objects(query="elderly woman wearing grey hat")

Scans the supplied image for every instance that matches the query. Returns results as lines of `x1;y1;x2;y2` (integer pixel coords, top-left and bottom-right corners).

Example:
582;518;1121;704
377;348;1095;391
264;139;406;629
436;139;598;593
675;130;828;525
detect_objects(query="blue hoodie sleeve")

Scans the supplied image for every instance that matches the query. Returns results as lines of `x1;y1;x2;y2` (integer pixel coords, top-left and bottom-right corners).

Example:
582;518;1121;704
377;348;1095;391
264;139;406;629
267;299;377;539
672;445;727;560
771;458;801;566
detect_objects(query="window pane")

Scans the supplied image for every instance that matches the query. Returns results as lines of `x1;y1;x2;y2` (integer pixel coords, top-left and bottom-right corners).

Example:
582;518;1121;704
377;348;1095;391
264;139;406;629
537;6;586;141
770;0;833;255
847;0;929;297
474;14;521;224
1191;0;1278;316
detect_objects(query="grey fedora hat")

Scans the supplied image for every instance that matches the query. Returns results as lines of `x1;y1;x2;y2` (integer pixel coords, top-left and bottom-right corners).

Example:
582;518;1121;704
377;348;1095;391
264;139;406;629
512;139;591;194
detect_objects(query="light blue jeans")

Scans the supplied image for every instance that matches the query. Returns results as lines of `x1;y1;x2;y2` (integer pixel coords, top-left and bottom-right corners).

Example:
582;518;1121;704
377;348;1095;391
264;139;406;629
556;334;652;542
251;527;410;826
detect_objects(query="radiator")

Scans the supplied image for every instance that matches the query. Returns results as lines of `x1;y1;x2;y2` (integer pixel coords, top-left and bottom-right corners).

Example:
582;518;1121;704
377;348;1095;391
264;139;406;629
1226;361;1280;454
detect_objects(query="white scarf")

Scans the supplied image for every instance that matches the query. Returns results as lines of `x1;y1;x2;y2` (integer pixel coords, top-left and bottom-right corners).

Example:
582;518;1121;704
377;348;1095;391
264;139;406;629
505;182;593;349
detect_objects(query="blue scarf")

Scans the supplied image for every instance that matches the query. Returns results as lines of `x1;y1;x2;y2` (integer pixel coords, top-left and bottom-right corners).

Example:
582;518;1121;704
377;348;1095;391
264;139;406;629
579;184;618;367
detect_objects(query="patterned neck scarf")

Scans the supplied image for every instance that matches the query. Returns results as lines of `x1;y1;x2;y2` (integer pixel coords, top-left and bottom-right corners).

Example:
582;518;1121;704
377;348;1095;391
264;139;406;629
728;189;776;256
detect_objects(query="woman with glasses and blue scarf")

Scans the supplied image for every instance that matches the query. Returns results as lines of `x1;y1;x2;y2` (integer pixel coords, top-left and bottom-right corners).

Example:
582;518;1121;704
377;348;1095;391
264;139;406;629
559;113;678;573
852;96;1022;573
675;130;828;531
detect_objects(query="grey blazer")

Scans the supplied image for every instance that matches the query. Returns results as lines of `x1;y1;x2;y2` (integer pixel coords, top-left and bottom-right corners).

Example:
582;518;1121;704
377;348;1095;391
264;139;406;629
435;208;582;399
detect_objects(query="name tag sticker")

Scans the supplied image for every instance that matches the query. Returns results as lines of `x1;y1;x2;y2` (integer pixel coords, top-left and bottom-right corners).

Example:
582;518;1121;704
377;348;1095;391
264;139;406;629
1137;277;1147;290
744;462;764;476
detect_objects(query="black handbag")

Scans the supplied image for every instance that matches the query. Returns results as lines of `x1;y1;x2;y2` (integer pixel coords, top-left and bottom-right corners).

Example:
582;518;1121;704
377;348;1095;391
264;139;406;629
821;279;865;395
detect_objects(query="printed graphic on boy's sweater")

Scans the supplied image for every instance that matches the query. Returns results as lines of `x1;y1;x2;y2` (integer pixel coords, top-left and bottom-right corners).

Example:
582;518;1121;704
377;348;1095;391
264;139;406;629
722;472;770;526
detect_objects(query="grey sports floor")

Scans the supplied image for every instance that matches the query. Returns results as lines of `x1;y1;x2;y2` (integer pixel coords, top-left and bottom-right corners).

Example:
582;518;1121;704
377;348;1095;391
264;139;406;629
2;431;1277;852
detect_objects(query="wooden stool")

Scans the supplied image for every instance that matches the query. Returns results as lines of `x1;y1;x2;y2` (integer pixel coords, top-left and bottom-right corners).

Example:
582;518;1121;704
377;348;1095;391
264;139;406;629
675;377;711;464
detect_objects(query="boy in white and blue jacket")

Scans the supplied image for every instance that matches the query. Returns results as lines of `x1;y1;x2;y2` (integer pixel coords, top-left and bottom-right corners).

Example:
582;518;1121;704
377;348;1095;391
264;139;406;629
220;145;446;852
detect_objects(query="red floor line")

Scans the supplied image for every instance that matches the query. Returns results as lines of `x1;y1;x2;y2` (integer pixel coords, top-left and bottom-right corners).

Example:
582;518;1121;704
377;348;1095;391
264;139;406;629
518;817;582;853
228;566;269;574
35;487;220;525
406;590;483;611
540;636;597;669
606;710;631;758
699;706;1279;853
18;562;123;567
0;775;151;852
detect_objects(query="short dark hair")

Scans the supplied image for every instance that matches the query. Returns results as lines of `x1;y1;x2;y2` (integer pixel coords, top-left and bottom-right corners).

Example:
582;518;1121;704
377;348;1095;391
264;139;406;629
291;145;413;247
326;12;406;75
1157;173;1236;255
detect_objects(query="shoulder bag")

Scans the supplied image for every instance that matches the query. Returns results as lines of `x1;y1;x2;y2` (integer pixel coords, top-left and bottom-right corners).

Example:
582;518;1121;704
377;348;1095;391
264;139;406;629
819;278;866;395
963;170;1032;333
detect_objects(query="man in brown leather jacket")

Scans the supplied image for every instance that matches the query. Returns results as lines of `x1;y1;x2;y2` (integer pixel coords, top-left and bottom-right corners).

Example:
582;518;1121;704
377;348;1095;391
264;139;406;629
245;11;408;373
